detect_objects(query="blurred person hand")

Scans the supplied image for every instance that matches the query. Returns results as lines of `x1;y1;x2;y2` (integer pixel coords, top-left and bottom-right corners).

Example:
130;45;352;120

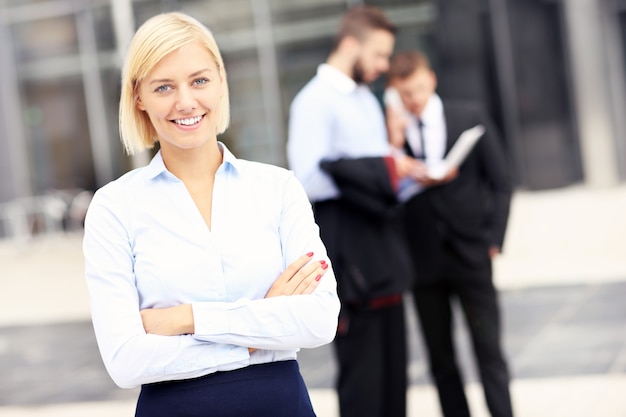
386;105;409;149
394;153;420;179
412;162;459;187
488;245;501;259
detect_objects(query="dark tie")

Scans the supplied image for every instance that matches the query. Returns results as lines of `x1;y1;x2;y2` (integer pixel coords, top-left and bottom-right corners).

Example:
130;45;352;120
403;118;426;159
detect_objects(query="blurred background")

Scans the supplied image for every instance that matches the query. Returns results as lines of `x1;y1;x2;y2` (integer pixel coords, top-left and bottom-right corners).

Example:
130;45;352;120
0;0;625;416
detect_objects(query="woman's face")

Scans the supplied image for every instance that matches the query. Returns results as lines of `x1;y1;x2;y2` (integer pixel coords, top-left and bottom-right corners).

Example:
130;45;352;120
136;42;224;153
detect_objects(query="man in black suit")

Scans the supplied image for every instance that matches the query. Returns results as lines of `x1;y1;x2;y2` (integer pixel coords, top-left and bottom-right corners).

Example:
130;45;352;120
386;50;514;417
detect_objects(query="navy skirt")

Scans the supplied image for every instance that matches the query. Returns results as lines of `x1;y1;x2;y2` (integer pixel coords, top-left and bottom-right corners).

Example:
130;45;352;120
135;360;316;417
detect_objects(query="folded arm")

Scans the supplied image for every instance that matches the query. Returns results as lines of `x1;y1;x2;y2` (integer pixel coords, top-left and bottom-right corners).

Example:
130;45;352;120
191;174;339;350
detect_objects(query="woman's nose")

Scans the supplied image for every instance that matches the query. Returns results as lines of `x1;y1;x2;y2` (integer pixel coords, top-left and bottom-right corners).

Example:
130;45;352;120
175;86;197;112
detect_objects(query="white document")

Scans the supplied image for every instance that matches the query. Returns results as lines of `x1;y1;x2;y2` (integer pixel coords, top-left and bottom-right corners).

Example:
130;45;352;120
428;124;485;179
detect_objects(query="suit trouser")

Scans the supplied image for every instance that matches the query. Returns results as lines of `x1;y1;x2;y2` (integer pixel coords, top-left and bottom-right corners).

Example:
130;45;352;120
334;300;407;417
412;260;513;417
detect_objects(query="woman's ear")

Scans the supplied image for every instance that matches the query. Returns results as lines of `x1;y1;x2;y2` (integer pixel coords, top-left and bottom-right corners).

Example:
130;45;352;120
136;94;145;111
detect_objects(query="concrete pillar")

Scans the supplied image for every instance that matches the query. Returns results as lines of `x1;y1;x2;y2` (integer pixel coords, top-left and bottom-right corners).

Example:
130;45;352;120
563;0;620;187
0;10;32;200
77;7;116;187
111;0;150;169
251;0;286;165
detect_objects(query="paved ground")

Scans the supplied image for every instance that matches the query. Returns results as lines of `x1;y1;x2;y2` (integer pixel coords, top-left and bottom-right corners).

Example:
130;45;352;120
1;184;626;416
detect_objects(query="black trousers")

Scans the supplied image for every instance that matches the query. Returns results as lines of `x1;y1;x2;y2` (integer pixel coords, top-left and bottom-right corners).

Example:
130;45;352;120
135;360;315;417
334;300;407;417
413;258;513;417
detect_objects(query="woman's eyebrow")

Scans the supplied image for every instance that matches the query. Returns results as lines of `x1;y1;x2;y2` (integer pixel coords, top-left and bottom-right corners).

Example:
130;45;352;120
188;68;212;77
148;68;212;85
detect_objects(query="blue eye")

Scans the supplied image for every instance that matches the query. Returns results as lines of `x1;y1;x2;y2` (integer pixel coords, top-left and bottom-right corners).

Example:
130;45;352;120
154;85;171;93
193;77;209;86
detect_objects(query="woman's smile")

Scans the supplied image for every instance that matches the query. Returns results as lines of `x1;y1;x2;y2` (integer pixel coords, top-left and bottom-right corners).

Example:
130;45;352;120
171;114;206;128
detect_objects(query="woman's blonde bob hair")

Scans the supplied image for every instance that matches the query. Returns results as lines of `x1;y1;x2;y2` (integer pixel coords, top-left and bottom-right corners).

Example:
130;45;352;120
119;12;230;155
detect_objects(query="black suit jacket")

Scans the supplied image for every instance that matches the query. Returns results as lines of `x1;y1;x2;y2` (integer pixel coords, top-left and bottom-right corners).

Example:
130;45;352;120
315;157;413;303
405;100;512;283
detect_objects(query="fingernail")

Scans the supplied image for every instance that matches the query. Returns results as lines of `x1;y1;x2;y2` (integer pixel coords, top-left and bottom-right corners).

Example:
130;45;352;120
306;252;314;257
320;260;327;265
321;263;329;270
315;274;322;281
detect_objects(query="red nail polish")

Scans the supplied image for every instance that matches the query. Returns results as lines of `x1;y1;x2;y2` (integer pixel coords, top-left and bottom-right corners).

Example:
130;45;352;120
321;263;329;270
315;274;322;281
320;260;327;265
306;252;314;257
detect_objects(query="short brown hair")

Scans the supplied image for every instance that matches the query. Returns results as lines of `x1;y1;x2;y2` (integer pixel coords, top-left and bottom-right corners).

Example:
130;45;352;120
388;50;432;81
332;5;396;50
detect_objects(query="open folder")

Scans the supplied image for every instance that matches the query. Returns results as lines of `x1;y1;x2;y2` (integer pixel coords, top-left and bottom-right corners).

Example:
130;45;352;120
427;124;485;179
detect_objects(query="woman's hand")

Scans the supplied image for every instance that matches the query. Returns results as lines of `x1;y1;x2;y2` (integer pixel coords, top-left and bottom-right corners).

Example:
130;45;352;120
265;252;328;298
248;252;328;354
141;304;194;336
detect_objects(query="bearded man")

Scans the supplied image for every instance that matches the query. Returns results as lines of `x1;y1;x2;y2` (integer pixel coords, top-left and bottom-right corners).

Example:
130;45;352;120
287;6;418;417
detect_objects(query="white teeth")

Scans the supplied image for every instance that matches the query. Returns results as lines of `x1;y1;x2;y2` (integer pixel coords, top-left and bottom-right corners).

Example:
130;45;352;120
174;115;202;126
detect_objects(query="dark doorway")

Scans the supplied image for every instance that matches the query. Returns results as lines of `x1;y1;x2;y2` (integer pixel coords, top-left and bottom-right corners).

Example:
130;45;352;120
434;0;582;190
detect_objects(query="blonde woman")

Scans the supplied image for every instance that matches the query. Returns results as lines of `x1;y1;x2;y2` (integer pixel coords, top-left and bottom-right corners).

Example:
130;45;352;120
83;12;339;417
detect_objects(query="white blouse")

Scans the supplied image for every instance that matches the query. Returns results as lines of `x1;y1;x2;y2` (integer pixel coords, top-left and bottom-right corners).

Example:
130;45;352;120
83;143;340;388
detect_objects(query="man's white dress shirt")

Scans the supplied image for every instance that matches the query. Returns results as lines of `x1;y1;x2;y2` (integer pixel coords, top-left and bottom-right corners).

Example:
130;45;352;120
396;93;448;201
287;64;393;202
405;93;447;162
83;143;340;389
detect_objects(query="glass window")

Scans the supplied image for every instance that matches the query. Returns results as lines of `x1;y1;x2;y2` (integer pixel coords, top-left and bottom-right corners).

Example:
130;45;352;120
270;0;346;24
619;11;626;75
92;4;116;51
12;15;78;63
21;77;96;193
4;0;51;7
181;0;254;33
367;0;431;6
100;68;133;176
220;49;264;158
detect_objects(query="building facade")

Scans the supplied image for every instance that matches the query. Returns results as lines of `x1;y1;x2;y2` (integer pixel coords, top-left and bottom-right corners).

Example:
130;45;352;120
0;0;625;236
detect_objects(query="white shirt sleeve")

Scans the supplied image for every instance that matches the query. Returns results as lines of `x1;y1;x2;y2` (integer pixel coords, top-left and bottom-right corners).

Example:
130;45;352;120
287;87;339;202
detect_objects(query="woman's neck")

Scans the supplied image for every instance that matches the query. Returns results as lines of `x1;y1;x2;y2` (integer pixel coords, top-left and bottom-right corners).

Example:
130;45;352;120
161;141;223;183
